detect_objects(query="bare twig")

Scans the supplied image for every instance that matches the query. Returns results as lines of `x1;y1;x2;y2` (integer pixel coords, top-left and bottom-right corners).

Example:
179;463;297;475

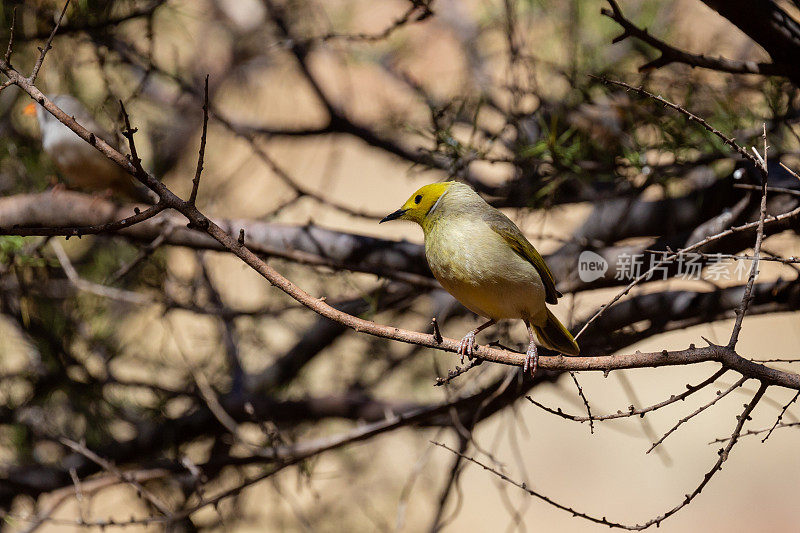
733;183;800;198
569;372;594;433
431;441;632;529
4;7;16;66
526;368;727;422
710;421;800;443
431;317;443;344
0;200;166;237
639;383;768;528
29;0;71;82
646;376;747;454
728;125;769;348
450;384;767;530
59;438;172;516
435;358;484;387
779;161;800;181
761;390;800;442
592;76;760;167
51;241;152;305
189;75;209;206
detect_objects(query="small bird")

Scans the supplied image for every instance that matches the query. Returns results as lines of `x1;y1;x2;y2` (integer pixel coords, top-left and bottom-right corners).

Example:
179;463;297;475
380;181;579;375
24;95;153;203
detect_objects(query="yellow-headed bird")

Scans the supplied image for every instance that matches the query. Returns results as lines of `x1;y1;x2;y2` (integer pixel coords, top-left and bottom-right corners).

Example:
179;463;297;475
381;181;579;375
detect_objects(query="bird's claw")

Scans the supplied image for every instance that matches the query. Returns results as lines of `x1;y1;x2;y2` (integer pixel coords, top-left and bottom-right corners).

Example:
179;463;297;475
457;331;477;364
523;342;539;377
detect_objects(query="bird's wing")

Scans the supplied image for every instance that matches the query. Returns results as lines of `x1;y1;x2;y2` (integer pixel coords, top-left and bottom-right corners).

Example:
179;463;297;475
484;211;562;304
51;96;121;150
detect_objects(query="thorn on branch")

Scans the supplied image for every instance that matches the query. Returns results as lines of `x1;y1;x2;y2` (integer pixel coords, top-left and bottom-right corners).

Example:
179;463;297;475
119;100;146;176
700;336;716;347
431;317;443;343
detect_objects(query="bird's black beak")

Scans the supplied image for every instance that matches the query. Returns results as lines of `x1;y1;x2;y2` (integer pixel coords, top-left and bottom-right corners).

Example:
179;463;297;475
380;208;408;223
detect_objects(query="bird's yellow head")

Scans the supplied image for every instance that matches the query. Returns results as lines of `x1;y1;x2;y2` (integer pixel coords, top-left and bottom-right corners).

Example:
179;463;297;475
380;182;455;226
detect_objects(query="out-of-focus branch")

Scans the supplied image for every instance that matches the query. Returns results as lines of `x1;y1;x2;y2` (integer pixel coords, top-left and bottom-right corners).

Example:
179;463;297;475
700;0;800;86
4;189;800;295
0;192;434;286
14;0;167;42
602;0;783;76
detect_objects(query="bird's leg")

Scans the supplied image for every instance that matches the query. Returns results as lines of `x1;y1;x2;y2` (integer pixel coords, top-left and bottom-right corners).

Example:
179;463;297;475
524;321;539;377
89;188;114;209
49;180;66;194
457;319;495;363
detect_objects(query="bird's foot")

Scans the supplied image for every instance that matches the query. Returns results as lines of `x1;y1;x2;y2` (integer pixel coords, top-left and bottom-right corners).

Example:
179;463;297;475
523;342;539;377
49;181;66;195
457;331;477;364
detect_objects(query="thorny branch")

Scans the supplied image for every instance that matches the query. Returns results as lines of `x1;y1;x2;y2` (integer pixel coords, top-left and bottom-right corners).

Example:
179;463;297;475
436;383;768;530
526;368;729;423
728;125;769;348
646;376;748;454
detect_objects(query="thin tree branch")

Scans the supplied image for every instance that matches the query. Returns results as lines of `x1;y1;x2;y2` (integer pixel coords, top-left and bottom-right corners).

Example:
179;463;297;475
431;441;632;529
761;390;800;442
646;376;747;454
28;0;71;82
526;368;728;422
728;126;769;348
438;383;767;530
189;75;209;206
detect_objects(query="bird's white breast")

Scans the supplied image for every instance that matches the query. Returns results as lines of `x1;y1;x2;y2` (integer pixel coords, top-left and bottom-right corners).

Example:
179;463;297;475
424;217;547;323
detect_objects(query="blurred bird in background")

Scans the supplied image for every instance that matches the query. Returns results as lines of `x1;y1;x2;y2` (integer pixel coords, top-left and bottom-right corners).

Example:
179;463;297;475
24;95;154;203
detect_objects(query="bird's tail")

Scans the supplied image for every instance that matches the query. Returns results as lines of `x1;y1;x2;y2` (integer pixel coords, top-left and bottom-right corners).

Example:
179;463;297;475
533;309;580;356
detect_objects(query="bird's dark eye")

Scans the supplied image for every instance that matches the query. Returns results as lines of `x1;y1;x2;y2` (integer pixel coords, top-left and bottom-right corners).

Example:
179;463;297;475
414;195;422;204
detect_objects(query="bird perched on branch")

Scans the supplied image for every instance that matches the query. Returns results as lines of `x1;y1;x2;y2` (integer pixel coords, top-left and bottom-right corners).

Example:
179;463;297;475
24;95;154;203
381;181;579;375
